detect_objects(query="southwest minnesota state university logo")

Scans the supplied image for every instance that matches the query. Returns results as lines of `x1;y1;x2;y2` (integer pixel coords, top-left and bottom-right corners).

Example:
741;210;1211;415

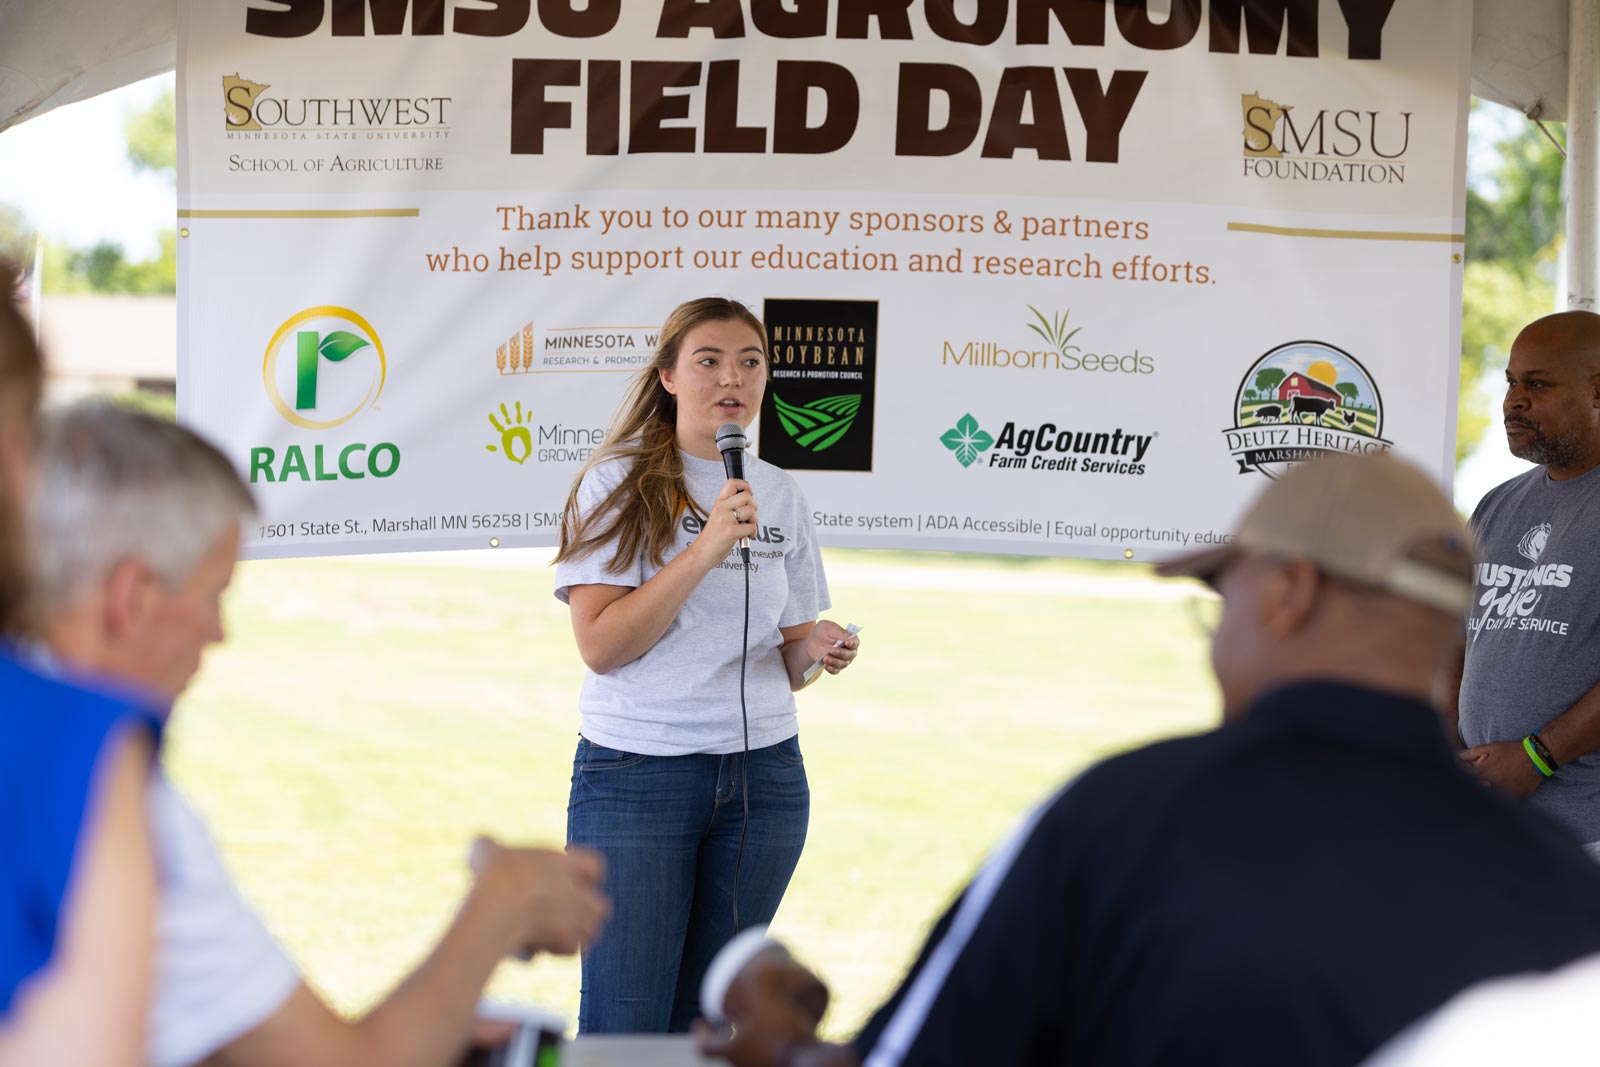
759;298;877;472
1223;341;1391;479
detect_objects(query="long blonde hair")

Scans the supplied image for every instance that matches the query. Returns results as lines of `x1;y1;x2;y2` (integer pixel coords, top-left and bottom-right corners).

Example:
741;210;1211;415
555;297;766;572
0;285;43;636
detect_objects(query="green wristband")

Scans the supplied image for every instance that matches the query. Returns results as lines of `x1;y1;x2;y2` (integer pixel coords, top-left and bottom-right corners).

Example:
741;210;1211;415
1524;735;1556;778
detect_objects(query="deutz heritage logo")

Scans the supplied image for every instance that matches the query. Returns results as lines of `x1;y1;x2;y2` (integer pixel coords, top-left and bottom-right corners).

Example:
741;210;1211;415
759;298;877;472
1241;90;1411;185
1224;341;1391;479
262;306;386;429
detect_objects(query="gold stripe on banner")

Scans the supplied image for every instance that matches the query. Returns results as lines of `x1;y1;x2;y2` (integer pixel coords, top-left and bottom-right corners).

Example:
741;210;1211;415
176;209;421;219
1227;222;1465;243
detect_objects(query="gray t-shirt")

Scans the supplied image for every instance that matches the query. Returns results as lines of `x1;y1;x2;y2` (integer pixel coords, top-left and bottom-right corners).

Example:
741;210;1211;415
1461;462;1600;843
554;449;829;756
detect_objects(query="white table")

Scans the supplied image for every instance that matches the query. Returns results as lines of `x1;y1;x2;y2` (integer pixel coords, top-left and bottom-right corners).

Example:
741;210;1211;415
566;1035;715;1066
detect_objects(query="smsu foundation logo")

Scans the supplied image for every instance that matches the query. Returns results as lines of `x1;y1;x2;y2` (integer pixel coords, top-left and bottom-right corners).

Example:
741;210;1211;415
1222;341;1391;479
1240;90;1411;185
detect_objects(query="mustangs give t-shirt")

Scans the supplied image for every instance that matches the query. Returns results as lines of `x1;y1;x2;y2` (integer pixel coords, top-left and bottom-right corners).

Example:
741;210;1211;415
1460;461;1600;844
554;450;829;756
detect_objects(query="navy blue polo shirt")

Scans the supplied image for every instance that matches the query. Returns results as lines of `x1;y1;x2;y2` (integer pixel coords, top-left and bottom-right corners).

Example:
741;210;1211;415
852;682;1600;1067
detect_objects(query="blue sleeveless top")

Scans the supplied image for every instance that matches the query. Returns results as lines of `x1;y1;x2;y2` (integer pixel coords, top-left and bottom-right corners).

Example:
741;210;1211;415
0;649;162;1018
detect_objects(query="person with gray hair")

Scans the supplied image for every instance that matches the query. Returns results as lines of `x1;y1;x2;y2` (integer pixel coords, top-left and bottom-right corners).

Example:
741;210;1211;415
30;403;612;1067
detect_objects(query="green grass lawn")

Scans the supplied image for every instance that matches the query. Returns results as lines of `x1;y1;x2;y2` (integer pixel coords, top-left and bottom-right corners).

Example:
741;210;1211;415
160;548;1219;1037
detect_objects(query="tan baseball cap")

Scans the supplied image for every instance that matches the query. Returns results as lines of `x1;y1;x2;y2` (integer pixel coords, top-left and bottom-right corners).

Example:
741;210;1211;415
1156;453;1475;615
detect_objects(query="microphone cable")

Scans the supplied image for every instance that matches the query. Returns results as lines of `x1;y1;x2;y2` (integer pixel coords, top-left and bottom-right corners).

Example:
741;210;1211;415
732;539;751;932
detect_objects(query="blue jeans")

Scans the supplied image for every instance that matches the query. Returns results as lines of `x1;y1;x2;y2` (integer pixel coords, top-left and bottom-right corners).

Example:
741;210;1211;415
566;734;810;1034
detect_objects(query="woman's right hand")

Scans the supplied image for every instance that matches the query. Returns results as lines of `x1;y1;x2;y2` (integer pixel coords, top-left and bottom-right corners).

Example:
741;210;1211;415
695;478;758;562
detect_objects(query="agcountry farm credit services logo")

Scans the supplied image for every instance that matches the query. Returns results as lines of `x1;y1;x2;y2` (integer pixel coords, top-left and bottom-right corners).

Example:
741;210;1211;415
262;306;386;429
940;413;1154;475
1223;341;1392;479
1241;90;1412;184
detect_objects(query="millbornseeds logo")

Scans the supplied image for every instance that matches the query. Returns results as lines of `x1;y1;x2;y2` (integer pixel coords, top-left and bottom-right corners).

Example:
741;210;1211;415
261;306;386;429
760;298;877;472
941;306;1155;375
1222;340;1392;479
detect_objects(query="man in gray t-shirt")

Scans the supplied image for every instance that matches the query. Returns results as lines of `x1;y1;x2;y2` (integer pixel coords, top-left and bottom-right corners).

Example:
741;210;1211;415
1459;310;1600;845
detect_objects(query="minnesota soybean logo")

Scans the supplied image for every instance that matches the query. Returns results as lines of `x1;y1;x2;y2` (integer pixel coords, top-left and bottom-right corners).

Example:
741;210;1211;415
251;306;400;484
771;393;863;454
759;297;877;472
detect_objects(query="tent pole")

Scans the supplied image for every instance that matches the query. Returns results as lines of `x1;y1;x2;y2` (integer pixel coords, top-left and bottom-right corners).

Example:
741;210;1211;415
1569;0;1600;310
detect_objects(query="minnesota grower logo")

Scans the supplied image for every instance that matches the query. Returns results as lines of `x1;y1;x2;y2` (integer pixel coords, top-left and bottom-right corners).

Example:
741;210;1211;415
262;306;386;430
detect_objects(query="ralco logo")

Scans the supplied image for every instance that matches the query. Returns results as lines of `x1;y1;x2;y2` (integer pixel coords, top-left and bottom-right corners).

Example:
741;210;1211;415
252;306;401;484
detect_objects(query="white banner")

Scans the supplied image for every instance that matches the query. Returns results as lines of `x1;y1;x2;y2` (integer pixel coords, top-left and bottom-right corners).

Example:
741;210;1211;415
177;1;1471;561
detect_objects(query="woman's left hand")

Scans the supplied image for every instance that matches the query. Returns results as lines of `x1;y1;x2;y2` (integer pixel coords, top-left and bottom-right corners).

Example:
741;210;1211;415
805;621;860;676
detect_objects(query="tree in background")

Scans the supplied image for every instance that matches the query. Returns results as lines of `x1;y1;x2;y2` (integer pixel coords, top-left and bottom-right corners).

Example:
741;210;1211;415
37;88;176;295
1460;104;1565;462
125;86;176;177
1252;367;1285;402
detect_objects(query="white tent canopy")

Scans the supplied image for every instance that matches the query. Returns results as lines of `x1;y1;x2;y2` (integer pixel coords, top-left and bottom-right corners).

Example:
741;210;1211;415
0;1;1579;131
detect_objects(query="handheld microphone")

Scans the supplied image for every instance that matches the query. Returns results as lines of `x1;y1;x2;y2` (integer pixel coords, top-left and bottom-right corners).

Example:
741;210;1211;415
716;422;750;562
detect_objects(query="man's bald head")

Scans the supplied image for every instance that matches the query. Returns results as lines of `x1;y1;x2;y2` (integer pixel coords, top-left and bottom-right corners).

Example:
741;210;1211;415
1511;311;1600;375
1504;311;1600;477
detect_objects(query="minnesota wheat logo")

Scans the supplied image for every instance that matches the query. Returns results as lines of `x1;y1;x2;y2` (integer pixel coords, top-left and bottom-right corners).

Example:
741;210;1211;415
262;306;386;430
771;393;861;453
486;401;534;465
941;414;994;468
496;324;535;376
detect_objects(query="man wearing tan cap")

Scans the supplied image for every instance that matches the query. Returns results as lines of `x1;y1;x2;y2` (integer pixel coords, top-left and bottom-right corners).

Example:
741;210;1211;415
1455;311;1600;849
695;453;1600;1067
